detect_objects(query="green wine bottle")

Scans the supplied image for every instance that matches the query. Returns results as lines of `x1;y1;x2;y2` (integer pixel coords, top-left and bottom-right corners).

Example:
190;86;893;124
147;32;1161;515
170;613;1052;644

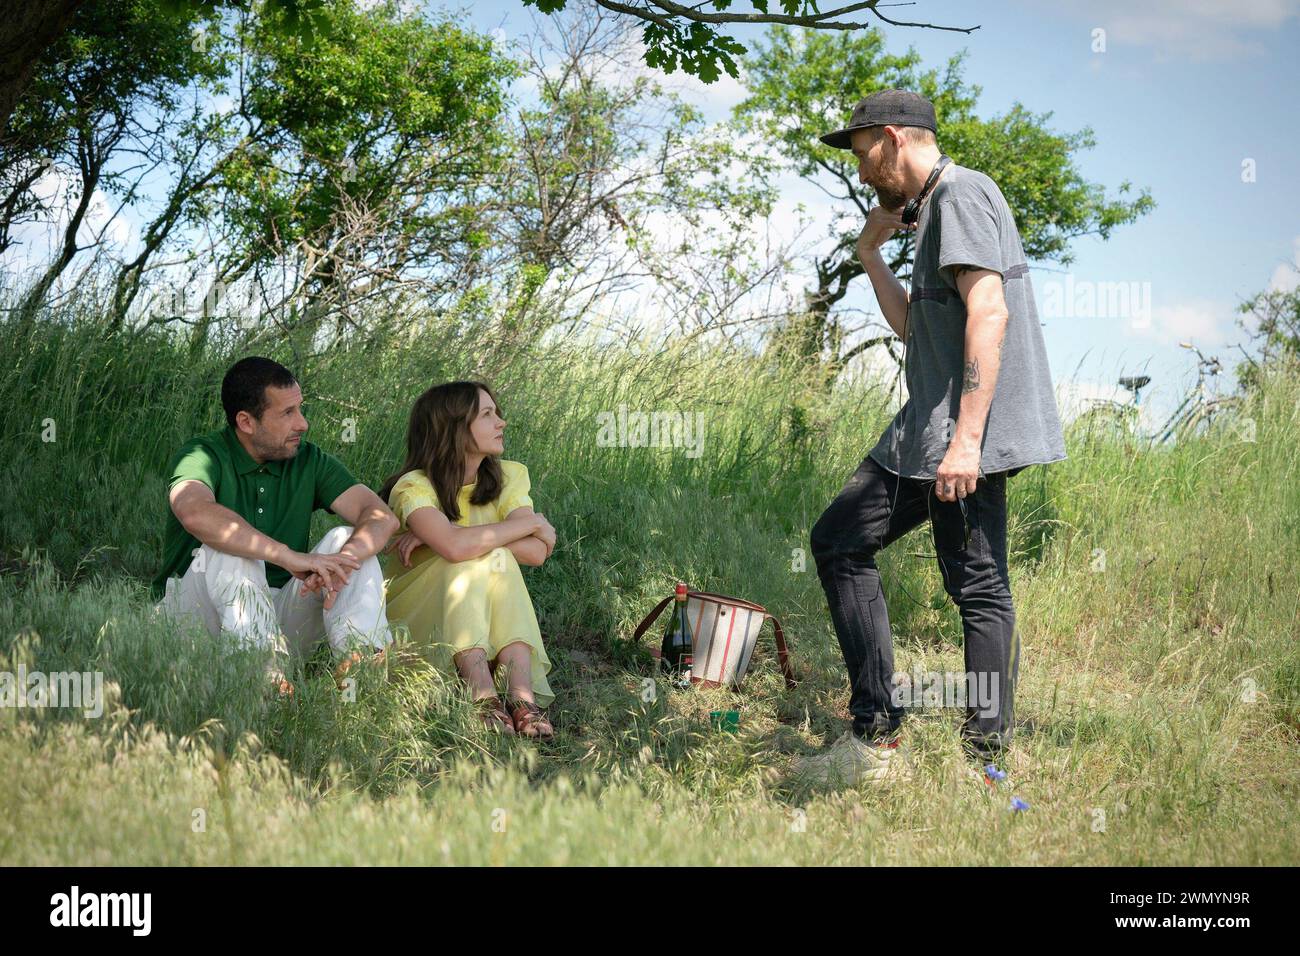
660;582;694;685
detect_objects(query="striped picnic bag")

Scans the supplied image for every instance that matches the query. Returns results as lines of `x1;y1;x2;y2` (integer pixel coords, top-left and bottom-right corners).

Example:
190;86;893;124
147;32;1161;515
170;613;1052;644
631;588;796;690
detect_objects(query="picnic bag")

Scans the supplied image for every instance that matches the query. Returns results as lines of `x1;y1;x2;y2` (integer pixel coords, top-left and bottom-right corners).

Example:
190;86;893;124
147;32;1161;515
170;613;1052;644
631;588;796;690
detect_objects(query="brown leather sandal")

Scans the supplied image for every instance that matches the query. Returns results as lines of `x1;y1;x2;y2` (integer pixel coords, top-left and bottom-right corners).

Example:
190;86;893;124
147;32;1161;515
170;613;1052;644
476;695;516;735
508;699;554;741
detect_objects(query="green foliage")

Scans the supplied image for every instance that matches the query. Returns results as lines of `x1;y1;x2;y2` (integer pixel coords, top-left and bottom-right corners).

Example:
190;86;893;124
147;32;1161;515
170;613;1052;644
1;0;220;254
1235;283;1300;393
735;25;934;179
642;19;748;84
222;0;518;277
157;0;333;39
4;0;522;330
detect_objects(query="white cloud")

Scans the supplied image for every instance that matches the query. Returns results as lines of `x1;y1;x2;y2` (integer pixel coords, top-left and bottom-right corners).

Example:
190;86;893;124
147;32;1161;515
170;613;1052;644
1268;235;1300;293
1053;0;1300;60
1139;299;1233;347
656;64;748;117
619;37;749;119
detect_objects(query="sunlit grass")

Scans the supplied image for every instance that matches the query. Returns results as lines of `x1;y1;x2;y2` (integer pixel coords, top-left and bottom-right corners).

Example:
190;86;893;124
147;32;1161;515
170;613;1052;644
0;299;1296;865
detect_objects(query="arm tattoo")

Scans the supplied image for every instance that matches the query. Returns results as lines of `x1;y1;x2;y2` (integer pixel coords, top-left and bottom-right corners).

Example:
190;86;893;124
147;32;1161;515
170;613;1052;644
963;357;980;393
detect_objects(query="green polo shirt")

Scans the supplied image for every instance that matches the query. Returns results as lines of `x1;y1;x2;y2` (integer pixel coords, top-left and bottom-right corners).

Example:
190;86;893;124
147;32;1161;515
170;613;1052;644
150;425;359;601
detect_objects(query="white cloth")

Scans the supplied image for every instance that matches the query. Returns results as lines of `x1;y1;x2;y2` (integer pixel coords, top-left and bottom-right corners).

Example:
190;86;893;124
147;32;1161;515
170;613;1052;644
156;525;392;676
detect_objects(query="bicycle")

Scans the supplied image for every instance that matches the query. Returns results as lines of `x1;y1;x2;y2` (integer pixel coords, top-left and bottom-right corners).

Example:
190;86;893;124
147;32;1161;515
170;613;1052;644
1153;343;1241;444
1072;373;1149;445
1074;343;1244;448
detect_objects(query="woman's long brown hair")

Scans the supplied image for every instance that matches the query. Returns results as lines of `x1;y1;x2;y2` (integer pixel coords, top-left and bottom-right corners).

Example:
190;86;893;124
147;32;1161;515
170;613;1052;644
379;381;504;523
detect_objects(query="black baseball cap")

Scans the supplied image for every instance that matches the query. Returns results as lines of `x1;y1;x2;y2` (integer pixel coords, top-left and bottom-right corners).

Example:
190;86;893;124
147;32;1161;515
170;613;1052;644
819;89;938;150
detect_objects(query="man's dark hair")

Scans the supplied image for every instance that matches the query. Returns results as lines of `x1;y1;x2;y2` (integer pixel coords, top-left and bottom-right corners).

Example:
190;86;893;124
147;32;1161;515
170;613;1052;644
221;357;298;429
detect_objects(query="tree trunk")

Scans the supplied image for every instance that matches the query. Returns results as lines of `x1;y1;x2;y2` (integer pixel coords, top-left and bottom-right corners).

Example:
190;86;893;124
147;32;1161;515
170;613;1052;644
15;122;105;316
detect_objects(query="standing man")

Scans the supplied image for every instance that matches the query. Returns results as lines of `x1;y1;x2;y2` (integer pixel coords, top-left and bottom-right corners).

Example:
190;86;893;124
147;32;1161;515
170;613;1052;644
152;357;399;695
800;90;1066;784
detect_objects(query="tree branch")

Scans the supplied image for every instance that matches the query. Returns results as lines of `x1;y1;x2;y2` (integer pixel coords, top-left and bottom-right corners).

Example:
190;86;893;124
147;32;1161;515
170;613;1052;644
592;0;978;35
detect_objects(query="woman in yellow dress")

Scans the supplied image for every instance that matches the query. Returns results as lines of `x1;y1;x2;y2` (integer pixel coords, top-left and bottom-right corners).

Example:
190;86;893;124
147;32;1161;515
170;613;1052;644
379;381;557;739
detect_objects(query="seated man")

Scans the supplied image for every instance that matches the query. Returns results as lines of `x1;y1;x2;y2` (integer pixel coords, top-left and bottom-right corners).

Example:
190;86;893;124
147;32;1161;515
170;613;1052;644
151;356;399;694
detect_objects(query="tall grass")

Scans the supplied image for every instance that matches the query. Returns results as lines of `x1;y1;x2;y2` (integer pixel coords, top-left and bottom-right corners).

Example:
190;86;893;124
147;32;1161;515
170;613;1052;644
1;298;1296;865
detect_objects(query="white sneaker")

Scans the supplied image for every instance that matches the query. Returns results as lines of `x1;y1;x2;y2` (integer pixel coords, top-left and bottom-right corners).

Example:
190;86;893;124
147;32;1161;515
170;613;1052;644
793;731;911;786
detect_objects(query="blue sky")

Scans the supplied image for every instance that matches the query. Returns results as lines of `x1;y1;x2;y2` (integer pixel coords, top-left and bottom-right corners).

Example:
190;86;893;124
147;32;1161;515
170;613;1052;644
457;0;1300;426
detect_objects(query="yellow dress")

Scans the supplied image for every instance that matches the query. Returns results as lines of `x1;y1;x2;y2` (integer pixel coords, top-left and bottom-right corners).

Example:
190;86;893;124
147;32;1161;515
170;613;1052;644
382;460;553;707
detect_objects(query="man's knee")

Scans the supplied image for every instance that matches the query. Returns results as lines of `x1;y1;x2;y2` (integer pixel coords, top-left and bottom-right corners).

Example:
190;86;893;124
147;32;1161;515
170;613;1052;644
943;557;1012;607
811;507;876;567
314;525;355;554
810;509;837;562
313;524;384;576
196;545;267;592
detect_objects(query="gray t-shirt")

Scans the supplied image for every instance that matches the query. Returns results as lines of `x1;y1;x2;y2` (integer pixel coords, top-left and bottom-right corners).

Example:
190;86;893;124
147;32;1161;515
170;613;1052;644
868;163;1067;479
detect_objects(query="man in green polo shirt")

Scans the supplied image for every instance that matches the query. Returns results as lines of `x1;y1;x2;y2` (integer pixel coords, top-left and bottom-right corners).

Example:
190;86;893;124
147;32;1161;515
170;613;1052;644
153;357;400;694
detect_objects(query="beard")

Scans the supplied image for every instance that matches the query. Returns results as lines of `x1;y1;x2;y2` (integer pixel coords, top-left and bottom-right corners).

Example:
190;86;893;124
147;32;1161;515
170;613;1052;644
870;176;908;212
864;158;909;211
874;181;908;212
251;429;299;460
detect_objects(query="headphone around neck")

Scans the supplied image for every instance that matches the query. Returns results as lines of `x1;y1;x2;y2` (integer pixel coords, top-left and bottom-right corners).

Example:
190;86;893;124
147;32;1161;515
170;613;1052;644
901;154;951;225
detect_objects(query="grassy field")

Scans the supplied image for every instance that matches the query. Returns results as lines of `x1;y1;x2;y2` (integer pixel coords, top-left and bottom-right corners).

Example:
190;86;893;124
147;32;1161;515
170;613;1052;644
1;302;1298;865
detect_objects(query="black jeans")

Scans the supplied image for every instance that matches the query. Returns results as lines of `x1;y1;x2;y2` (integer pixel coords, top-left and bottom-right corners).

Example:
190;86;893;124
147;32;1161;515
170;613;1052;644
810;453;1020;755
